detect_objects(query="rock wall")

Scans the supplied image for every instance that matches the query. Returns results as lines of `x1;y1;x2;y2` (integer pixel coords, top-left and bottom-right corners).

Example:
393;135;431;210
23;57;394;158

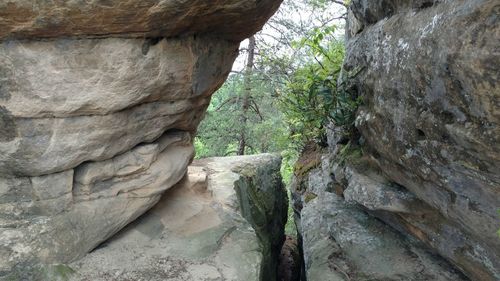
293;0;499;280
0;0;282;277
292;152;469;281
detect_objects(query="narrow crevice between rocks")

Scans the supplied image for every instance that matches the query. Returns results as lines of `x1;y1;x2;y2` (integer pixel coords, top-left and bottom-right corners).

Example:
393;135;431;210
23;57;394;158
232;159;288;281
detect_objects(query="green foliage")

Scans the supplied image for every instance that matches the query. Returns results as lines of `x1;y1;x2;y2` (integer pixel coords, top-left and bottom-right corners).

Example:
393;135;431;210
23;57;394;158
195;73;289;159
281;149;299;186
194;137;209;158
498;210;500;238
196;1;353;158
285;188;298;236
42;264;75;281
195;0;349;238
278;25;357;147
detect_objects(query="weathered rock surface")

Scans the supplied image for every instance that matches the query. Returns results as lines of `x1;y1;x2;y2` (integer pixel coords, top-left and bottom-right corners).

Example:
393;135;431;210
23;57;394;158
0;0;282;277
0;36;236;177
63;154;286;281
345;0;500;255
292;152;468;281
1;131;194;278
0;0;282;41
293;0;499;280
341;160;500;281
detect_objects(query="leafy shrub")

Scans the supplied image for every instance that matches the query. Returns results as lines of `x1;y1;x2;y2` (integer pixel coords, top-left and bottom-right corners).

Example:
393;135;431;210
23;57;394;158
278;26;362;148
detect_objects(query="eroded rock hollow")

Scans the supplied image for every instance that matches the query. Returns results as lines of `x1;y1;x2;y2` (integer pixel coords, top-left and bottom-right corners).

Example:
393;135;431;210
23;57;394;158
0;0;283;277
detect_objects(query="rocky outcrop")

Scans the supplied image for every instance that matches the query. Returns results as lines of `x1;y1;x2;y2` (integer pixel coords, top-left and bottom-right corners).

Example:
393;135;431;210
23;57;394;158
344;0;500;280
1;131;194;278
0;0;282;42
62;154;285;281
294;0;499;280
292;151;468;281
0;0;282;277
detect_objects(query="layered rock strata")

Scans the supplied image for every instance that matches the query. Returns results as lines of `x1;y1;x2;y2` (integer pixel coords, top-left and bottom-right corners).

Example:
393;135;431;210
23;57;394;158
0;0;282;277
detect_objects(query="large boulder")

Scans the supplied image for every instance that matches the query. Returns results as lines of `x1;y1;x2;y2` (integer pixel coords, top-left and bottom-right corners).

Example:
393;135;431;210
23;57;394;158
1;131;194;277
0;0;282;277
0;36;236;177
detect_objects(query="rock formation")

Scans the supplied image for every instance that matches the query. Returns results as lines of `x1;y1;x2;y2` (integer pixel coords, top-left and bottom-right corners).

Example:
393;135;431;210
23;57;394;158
70;154;285;281
0;0;282;277
293;0;499;280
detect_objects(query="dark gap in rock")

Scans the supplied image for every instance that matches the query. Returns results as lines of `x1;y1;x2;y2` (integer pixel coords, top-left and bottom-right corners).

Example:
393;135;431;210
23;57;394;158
417;129;426;141
449;191;457;204
466;200;481;213
338;137;350;145
148;37;162;46
355;25;364;35
90;241;109;253
442;111;455;124
278;236;301;281
141;37;163;55
441;133;450;143
418;1;435;10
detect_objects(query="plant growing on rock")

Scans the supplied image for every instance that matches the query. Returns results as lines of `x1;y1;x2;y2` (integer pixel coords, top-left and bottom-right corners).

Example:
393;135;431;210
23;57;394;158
278;26;363;148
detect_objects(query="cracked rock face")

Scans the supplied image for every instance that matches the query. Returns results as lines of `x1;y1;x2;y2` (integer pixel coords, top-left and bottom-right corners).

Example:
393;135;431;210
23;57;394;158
292;154;468;281
343;0;499;280
0;0;282;277
68;154;287;281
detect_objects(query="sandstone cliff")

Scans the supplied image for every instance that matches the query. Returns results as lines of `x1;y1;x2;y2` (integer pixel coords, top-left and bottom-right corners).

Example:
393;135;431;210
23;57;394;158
293;0;499;280
0;0;282;277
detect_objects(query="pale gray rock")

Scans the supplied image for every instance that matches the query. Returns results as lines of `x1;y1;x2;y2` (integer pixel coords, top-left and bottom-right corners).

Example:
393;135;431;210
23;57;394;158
0;132;194;277
32;171;74;201
63;154;286;281
343;163;500;281
0;36;237;177
0;37;236;118
343;166;422;214
0;1;283;278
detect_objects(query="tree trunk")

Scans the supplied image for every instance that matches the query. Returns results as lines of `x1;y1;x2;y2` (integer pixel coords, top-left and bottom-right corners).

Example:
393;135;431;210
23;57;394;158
237;36;255;155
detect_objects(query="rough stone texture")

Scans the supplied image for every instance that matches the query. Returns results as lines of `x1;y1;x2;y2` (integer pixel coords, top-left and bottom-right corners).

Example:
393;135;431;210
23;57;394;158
341;0;499;280
0;1;282;277
340;161;500;281
343;166;424;214
292;155;468;281
61;154;286;281
0;36;237;177
0;0;283;42
1;131;194;278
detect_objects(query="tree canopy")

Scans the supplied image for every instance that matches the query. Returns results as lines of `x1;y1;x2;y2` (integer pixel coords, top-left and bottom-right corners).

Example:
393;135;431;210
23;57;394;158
195;0;354;181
